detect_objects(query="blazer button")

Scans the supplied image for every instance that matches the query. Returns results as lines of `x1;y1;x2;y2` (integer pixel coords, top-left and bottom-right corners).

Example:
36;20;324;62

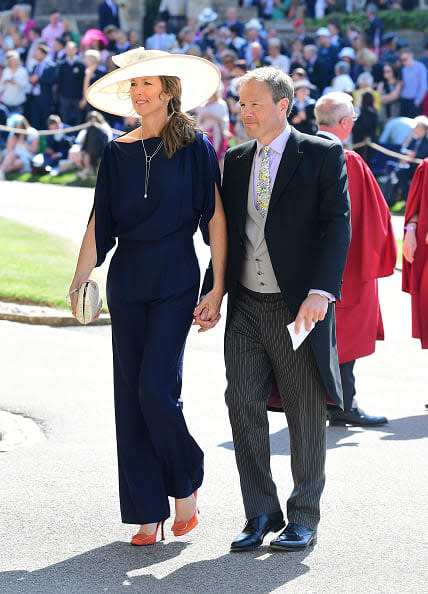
260;282;265;286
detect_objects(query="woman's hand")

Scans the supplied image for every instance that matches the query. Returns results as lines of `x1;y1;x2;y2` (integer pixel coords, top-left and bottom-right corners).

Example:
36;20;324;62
192;290;222;333
68;281;102;322
403;229;417;263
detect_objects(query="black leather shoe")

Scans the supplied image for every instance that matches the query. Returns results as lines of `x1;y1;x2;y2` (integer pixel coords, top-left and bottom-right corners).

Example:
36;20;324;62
270;523;317;551
230;511;285;552
329;407;388;427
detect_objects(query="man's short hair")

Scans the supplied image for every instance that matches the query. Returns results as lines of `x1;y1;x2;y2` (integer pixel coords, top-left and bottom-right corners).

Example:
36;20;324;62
237;66;294;116
36;43;50;55
268;38;281;48
315;92;354;127
335;61;350;75
303;44;318;55
47;114;61;126
399;47;413;56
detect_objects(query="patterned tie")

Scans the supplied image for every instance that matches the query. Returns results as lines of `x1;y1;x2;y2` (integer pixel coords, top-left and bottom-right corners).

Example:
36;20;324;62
256;146;270;218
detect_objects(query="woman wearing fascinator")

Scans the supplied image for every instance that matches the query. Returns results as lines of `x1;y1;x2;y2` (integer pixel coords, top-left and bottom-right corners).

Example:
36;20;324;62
67;47;227;545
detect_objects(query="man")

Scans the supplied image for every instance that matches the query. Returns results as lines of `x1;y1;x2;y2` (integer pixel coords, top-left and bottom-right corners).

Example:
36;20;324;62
366;4;384;50
145;20;177;51
240;19;266;66
98;0;120;31
25;25;43;72
27;43;57;130
197;67;350;551
397;116;428;201
248;41;268;70
43;114;72;171
266;38;290;73
380;33;399;66
57;41;85;126
303;45;329;95
315;92;397;426
293;18;314;47
399;48;427;118
41;10;64;53
158;0;187;33
219;5;244;37
315;27;339;82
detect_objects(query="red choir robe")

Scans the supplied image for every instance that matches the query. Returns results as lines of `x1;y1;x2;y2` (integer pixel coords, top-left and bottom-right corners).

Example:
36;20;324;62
402;158;428;348
267;150;397;412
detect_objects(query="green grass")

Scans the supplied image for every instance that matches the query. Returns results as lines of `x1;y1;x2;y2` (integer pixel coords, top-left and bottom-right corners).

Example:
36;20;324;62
5;170;96;188
0;217;79;310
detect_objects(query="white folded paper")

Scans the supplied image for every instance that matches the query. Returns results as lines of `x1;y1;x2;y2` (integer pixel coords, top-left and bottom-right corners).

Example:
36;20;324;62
287;321;315;351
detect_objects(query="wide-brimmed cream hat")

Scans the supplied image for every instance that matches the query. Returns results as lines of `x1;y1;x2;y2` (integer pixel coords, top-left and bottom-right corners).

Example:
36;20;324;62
86;47;221;116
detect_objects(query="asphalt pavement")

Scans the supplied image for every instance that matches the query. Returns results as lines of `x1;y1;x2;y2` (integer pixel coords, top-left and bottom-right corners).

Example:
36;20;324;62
0;181;427;594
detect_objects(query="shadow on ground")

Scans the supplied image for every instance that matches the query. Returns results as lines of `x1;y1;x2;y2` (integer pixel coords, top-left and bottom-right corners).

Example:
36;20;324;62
0;540;311;594
219;414;428;456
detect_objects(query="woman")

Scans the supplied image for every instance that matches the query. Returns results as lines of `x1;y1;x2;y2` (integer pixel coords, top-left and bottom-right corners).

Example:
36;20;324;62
0;114;38;180
353;71;381;114
79;50;106;115
68;48;227;545
289;80;316;135
402;159;428;407
378;64;402;121
196;87;230;164
0;50;29;114
68;111;112;179
353;91;378;164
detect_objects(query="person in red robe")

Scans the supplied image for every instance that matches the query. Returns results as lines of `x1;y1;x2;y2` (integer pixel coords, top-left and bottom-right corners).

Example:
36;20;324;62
268;92;397;425
402;158;428;351
402;158;428;410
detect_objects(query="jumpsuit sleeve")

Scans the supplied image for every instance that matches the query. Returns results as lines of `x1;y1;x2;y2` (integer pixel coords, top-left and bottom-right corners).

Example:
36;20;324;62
197;133;221;245
88;143;116;267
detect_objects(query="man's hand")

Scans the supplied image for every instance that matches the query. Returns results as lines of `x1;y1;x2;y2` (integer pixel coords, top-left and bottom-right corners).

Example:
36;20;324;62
193;290;222;333
295;294;329;333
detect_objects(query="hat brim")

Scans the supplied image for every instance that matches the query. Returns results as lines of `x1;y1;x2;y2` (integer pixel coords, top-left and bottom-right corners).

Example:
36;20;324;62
86;54;221;116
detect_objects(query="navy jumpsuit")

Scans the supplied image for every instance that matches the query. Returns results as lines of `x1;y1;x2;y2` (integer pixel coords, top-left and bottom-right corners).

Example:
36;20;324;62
91;131;220;524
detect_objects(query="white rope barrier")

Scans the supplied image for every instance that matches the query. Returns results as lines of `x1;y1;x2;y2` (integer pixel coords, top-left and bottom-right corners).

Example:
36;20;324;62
348;139;423;164
0;122;423;164
0;121;122;136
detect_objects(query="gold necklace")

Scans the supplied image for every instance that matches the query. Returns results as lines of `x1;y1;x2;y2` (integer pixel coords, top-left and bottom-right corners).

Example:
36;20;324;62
141;127;163;199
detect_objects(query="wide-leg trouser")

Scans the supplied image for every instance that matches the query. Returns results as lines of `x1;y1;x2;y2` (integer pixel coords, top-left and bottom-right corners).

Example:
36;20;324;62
108;285;203;524
225;286;327;530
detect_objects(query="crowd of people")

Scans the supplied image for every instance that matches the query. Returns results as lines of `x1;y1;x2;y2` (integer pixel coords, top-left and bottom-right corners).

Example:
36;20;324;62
0;2;427;194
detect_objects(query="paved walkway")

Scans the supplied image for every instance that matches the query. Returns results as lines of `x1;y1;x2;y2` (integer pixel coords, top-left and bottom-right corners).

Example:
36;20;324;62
0;181;427;594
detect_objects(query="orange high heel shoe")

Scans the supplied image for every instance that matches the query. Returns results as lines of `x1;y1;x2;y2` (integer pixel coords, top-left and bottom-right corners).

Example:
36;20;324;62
131;521;165;546
171;490;199;537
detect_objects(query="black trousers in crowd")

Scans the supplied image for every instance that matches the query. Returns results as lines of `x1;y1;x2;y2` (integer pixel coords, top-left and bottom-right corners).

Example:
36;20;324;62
339;360;356;413
224;285;327;530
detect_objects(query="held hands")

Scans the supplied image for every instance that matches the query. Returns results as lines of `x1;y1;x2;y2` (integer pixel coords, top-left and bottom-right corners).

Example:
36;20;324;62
294;294;329;334
192;289;223;333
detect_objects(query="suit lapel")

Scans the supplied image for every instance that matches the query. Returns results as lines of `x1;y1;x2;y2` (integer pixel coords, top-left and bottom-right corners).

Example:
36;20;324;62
233;140;257;238
268;128;303;213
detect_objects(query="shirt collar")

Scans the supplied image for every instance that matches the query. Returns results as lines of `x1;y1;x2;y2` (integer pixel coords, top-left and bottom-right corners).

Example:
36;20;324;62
317;130;342;145
256;124;291;155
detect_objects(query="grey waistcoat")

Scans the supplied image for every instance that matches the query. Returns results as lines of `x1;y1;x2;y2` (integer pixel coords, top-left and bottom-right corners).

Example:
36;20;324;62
239;160;281;293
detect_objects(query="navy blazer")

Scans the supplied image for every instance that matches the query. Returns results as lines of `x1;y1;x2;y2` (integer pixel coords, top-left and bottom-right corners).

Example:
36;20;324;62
98;1;120;31
202;127;351;406
32;61;57;106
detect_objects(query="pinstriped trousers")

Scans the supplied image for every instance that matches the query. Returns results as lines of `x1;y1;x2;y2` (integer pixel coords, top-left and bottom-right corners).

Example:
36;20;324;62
224;285;327;530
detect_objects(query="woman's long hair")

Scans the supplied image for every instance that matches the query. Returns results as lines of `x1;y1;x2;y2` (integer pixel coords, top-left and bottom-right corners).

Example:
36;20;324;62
159;76;198;158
